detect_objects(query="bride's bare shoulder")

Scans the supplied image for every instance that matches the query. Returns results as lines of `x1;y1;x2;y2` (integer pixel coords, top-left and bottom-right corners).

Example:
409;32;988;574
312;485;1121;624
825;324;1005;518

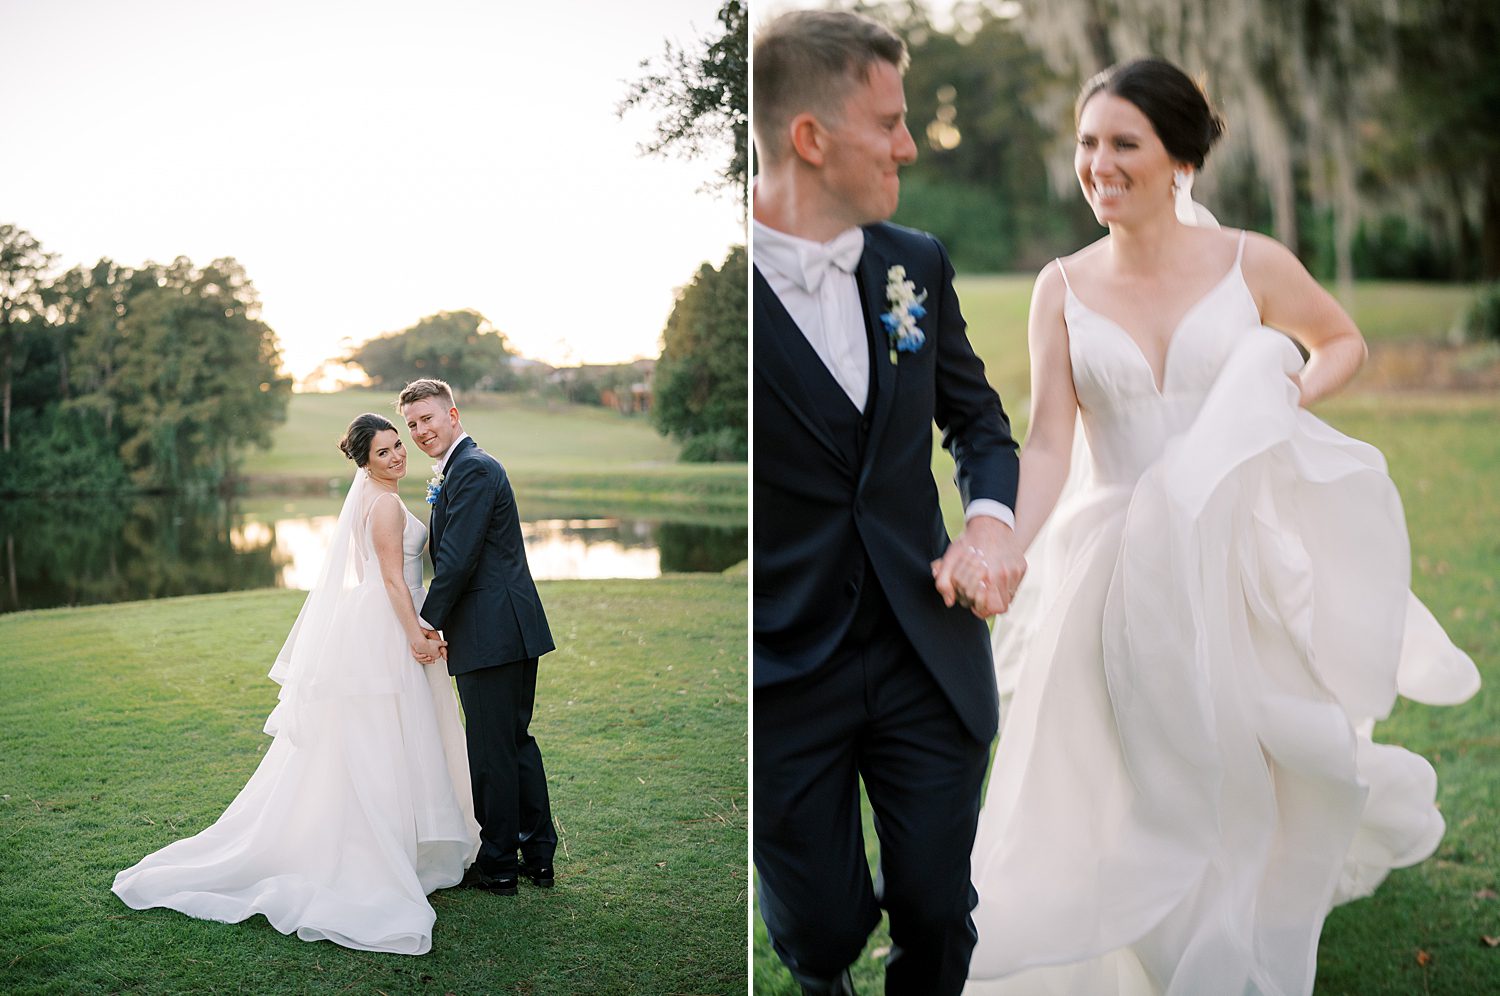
1060;236;1109;267
1050;237;1113;286
1030;254;1079;331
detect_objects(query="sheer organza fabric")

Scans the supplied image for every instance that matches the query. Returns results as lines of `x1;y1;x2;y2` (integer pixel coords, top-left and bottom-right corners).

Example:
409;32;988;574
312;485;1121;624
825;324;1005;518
964;244;1478;994
113;475;479;955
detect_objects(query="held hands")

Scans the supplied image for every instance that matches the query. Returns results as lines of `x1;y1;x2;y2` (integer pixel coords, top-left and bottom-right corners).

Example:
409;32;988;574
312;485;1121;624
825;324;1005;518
411;629;448;665
931;516;1027;619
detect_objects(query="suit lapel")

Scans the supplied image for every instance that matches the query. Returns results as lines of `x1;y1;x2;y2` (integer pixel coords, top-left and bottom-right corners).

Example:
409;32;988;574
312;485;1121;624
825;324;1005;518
753;266;853;471
429;488;444;562
857;232;898;480
429;437;474;559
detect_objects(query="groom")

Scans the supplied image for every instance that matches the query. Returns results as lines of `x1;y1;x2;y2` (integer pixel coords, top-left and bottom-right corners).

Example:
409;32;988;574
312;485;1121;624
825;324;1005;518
753;10;1025;994
398;377;557;895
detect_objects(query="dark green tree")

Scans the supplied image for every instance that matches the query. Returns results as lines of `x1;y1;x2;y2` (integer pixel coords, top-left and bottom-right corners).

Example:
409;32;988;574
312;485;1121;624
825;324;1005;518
652;245;747;462
994;0;1498;281
0;224;57;453
52;259;133;434
105;257;291;489
348;309;516;392
883;3;1091;271
620;0;748;201
1387;0;1500;278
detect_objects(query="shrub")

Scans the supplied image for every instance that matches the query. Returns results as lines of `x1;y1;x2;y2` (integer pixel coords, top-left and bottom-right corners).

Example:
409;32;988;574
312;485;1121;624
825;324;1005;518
1453;282;1500;344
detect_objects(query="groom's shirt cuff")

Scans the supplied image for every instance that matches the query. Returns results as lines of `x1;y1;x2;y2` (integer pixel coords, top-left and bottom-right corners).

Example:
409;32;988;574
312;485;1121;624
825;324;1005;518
964;499;1016;531
418;616;436;631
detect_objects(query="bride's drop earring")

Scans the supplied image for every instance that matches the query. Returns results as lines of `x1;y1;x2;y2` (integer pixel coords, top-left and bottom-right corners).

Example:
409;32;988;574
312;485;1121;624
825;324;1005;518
363;468;372;480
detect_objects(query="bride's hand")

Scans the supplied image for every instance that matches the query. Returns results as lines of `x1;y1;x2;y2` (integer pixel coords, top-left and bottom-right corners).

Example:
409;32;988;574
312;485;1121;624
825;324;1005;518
933;516;1027;618
410;635;447;665
420;626;448;662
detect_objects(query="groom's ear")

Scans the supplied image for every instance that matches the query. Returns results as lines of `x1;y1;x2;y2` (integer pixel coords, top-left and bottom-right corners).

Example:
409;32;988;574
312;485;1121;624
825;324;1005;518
789;113;828;167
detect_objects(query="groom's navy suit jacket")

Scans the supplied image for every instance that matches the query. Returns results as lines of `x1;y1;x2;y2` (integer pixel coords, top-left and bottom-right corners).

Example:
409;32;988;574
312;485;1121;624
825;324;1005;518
423;436;555;674
753;222;1019;743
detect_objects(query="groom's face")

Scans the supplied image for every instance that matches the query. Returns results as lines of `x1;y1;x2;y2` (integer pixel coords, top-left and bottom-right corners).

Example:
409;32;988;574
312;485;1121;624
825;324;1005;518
402;397;460;460
819;59;917;226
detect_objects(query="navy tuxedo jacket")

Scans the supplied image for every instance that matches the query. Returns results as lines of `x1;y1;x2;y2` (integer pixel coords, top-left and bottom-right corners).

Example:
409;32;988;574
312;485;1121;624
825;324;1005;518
424;436;555;674
753;222;1019;742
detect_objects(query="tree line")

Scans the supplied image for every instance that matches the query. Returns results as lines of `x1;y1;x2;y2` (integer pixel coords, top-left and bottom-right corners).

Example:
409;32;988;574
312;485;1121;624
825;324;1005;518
852;0;1497;284
0;224;291;496
3;0;753;497
346;309;518;392
622;0;748;462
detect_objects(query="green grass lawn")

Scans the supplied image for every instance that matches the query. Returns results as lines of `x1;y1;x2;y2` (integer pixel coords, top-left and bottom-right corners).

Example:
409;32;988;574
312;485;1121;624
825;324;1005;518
756;277;1497;993
238;389;747;516
0;576;747;995
247;390;681;476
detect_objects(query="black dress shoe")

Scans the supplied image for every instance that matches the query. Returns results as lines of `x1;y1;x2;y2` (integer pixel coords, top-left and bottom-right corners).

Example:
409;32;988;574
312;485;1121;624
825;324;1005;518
519;862;555;888
461;868;518;895
476;874;518;895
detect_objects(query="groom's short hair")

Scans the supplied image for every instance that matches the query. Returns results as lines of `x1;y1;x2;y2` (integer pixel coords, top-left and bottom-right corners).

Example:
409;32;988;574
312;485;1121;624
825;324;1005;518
752;10;908;165
396;378;455;412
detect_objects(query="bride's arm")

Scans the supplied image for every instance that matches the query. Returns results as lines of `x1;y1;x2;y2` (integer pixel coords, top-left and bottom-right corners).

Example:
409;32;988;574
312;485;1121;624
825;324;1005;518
370;495;444;661
1242;232;1367;406
1012;262;1080;552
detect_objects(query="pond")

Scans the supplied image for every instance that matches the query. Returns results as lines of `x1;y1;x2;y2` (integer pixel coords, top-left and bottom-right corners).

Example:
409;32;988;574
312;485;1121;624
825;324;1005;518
0;495;745;614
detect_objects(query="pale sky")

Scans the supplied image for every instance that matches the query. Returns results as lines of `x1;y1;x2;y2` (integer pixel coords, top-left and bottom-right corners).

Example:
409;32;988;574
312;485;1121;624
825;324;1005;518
5;0;743;383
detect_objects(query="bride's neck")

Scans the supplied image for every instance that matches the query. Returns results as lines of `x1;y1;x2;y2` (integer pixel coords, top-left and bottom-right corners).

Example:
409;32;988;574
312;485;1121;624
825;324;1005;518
1105;212;1190;277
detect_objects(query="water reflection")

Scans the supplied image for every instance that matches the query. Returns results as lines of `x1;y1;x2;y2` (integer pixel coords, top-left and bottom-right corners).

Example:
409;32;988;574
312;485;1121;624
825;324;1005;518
3;497;745;613
234;515;673;587
524;519;659;580
1;496;281;613
232;517;334;590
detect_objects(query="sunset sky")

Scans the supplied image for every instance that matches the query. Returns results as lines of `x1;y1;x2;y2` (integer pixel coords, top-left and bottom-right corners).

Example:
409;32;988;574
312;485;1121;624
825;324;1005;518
5;0;743;384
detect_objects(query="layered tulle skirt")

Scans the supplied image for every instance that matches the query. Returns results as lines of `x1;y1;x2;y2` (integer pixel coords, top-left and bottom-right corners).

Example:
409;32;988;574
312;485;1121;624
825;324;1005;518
112;581;479;955
966;330;1478;994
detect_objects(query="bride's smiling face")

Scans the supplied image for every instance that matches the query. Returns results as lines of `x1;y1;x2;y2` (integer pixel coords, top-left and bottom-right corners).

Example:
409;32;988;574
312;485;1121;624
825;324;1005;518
1075;93;1180;226
365;429;407;484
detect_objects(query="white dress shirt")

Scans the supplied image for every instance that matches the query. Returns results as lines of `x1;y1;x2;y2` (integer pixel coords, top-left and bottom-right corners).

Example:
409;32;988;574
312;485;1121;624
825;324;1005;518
753;220;870;411
417;432;472;633
753;220;1014;529
434;432;471;475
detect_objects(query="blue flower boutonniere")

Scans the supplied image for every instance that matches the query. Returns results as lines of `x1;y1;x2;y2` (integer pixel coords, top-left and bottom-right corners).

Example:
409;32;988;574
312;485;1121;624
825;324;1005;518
881;264;928;364
424;469;445;505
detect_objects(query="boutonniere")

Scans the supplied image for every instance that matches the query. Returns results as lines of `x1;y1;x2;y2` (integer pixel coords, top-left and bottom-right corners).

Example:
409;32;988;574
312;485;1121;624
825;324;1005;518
881;264;928;364
425;468;445;505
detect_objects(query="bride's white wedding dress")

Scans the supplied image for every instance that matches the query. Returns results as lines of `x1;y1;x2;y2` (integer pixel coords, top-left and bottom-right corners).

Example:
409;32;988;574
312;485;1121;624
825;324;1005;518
113;483;480;955
965;234;1480;995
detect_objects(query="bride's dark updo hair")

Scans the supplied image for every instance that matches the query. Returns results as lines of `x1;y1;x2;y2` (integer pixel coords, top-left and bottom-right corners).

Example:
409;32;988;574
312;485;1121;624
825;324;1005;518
1077;58;1225;169
337;413;396;467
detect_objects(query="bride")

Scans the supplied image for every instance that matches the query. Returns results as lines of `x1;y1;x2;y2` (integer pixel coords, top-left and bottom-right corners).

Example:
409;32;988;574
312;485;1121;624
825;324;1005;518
112;413;480;955
961;59;1480;994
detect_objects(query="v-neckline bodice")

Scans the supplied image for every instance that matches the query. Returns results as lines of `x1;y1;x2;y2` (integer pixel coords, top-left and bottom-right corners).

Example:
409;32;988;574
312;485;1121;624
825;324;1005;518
1061;231;1248;396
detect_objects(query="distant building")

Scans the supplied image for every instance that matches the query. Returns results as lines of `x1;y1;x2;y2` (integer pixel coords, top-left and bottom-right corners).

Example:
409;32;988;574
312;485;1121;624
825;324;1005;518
549;358;655;412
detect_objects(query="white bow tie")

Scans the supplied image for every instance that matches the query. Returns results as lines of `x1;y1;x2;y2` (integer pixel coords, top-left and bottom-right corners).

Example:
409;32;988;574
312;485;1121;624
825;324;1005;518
795;228;865;294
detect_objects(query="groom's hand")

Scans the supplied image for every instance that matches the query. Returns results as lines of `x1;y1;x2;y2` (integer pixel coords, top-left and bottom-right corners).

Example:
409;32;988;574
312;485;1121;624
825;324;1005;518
931;516;1027;618
421;627;449;662
419;627;449;662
